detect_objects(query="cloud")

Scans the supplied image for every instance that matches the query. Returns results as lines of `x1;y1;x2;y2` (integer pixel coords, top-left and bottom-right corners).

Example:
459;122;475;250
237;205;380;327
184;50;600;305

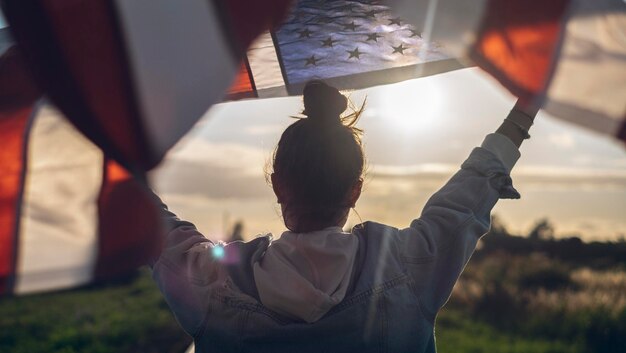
513;166;626;191
368;163;457;176
369;162;626;191
151;139;273;199
163;138;270;176
548;132;576;149
152;159;273;199
243;124;286;136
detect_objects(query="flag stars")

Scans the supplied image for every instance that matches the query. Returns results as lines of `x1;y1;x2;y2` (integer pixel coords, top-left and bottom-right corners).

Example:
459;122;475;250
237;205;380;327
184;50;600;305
392;44;408;54
409;29;421;37
342;21;360;31
361;10;381;18
334;4;355;12
366;33;383;42
291;12;305;21
298;28;313;38
305;55;320;66
321;37;338;47
316;16;334;24
347;47;364;59
388;17;403;26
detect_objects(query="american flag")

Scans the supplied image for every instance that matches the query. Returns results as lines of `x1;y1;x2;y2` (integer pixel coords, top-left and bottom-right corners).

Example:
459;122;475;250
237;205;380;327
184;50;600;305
1;0;624;296
274;0;452;86
243;0;460;97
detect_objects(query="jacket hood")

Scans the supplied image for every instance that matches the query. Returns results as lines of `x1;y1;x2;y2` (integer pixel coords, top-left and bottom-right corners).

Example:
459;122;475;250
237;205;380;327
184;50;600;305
252;227;358;323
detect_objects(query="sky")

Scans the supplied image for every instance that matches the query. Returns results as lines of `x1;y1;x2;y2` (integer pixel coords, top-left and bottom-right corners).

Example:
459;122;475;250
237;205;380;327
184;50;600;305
150;68;626;242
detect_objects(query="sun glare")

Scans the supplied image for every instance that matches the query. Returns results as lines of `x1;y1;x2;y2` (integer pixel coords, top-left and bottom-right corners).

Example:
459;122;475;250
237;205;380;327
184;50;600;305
375;78;444;134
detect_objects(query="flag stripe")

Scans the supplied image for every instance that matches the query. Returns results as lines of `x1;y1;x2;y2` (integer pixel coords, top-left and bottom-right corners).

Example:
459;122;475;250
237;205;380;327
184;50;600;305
288;58;463;95
114;0;239;164
542;100;623;136
0;105;34;295
2;1;143;171
270;30;292;90
0;46;40;296
243;56;257;95
15;105;103;294
542;0;626;138
226;59;257;100
469;0;570;106
248;32;289;97
94;161;162;280
39;0;151;169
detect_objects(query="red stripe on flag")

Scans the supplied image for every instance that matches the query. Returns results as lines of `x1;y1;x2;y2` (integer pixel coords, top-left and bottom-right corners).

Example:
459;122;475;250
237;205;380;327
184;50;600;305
470;0;570;106
0;47;40;295
94;161;163;280
226;59;257;100
4;1;153;170
0;107;32;295
39;0;151;168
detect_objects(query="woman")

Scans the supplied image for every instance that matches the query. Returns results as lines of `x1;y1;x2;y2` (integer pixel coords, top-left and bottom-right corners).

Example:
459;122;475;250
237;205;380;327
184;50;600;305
152;80;537;352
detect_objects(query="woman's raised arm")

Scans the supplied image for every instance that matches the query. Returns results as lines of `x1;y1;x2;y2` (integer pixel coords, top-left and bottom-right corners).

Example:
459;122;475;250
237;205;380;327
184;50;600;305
395;100;538;321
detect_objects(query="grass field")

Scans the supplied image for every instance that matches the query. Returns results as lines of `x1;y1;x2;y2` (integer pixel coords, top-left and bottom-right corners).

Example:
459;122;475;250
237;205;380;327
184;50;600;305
436;309;582;353
2;251;624;352
0;270;191;353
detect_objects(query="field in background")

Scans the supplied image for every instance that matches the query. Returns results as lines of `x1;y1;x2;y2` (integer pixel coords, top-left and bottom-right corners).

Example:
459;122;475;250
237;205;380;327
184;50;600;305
0;270;191;353
2;219;625;353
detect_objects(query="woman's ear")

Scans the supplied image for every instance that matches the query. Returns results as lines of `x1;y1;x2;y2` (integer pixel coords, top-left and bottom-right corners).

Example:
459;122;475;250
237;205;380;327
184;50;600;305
349;179;363;207
271;173;283;203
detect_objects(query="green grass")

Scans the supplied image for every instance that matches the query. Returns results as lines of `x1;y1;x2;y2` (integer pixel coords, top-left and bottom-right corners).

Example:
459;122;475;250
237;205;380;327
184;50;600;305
1;263;618;352
0;269;191;353
436;308;583;353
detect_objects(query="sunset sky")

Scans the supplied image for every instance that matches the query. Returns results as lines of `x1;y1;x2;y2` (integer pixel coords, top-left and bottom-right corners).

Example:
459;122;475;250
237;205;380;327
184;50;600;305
150;68;626;242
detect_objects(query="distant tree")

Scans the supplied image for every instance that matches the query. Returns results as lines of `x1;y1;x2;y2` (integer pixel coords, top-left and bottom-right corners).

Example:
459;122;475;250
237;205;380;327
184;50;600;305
528;218;555;240
490;215;510;236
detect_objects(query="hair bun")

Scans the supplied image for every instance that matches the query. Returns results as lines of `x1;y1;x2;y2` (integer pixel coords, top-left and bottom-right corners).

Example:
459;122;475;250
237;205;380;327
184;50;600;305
302;80;347;123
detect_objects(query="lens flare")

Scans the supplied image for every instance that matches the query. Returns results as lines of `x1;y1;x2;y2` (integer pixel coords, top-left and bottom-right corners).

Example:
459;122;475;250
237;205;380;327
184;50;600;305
212;245;225;259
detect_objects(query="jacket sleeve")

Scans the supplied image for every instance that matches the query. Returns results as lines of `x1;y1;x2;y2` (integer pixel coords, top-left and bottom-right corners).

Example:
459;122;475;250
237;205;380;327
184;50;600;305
397;133;520;321
150;195;221;337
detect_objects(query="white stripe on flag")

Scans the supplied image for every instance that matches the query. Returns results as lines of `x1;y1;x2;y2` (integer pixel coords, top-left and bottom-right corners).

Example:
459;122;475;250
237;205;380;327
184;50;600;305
248;31;288;97
114;0;239;157
543;0;626;136
15;104;103;294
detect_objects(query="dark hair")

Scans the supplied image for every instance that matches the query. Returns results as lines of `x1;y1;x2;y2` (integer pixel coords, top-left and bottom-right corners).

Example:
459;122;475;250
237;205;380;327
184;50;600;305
271;80;365;231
